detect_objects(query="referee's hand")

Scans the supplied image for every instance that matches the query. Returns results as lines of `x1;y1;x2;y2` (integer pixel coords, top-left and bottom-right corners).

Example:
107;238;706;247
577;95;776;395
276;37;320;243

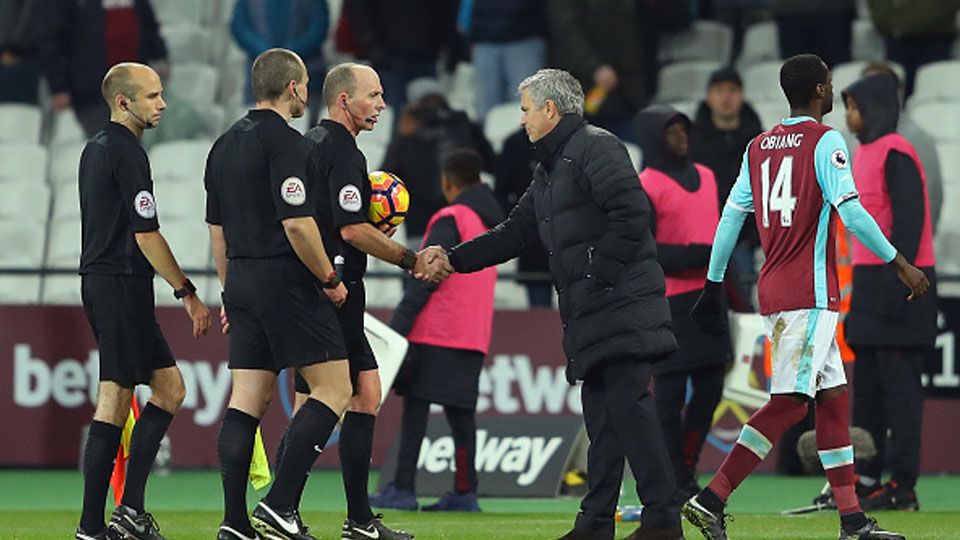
325;281;348;308
183;295;212;337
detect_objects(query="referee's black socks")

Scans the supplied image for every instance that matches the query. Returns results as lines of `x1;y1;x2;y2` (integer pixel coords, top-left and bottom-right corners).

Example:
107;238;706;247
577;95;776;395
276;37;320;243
122;403;173;513
264;398;340;511
80;420;122;534
340;411;377;524
218;408;260;531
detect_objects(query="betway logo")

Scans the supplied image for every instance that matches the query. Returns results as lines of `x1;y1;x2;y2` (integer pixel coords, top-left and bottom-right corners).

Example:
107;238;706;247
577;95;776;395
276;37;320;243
477;355;582;415
11;343;229;426
417;429;563;486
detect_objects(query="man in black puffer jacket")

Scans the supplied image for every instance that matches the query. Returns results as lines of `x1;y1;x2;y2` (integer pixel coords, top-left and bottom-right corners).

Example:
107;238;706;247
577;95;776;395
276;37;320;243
442;68;682;540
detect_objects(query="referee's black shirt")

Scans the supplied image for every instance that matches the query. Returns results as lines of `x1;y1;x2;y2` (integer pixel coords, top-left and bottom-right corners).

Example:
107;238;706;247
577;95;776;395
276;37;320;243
205;109;316;258
79;121;159;277
305;119;370;279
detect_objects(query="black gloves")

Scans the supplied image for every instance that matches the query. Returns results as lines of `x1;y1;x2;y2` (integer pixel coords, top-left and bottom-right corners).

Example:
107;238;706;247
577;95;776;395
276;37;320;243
690;280;727;335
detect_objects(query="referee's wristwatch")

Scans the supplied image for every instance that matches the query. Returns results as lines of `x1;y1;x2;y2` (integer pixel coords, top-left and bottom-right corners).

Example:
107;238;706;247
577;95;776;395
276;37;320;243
321;270;342;289
173;278;197;299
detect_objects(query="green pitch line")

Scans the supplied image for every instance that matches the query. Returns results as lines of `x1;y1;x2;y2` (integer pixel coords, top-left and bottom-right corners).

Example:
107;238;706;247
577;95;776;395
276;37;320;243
0;471;958;539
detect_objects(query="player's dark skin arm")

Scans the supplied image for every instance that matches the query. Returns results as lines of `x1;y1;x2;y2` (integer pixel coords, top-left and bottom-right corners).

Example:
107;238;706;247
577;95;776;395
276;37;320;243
135;231;211;337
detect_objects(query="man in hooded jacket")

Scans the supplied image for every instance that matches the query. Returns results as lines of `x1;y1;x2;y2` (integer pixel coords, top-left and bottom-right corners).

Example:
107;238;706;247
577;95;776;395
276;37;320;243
842;73;938;511
636;105;733;502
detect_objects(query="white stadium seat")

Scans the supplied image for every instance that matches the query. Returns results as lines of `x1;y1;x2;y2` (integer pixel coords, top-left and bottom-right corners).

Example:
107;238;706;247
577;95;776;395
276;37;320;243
0;104;42;144
0;275;41;304
936;142;960;190
623;142;642;172
660;21;733;64
738;21;780;68
655;61;722;103
851;18;885;61
358;138;387;171
0;144;47;184
40;275;82;305
51;187;80;220
45;218;81;270
154;181;206;223
161;25;208;64
0;219;45;268
751;100;789;129
484;102;521;154
831;61;905;96
0;181;49;223
910;103;960;142
167;64;220;106
150;0;204;28
149;140;212;183
913;60;960;103
47;142;86;187
743;61;784;103
49;109;88;146
365;107;394;147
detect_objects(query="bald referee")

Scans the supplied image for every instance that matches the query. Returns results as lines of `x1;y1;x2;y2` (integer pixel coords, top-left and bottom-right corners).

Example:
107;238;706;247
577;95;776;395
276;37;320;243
76;62;211;540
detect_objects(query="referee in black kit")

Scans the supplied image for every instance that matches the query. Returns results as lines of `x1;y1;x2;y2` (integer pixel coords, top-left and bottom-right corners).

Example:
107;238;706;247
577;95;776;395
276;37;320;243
284;62;449;540
76;63;211;540
204;48;352;540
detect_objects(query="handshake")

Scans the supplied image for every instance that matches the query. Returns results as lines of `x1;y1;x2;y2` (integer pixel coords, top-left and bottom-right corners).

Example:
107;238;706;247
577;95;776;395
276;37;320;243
411;245;454;283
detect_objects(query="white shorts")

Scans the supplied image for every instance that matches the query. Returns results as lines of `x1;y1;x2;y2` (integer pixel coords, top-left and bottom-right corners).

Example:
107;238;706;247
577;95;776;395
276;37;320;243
762;308;846;398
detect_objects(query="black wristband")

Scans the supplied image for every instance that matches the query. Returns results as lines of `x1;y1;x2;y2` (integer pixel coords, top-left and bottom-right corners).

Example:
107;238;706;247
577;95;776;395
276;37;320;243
399;248;417;270
322;271;341;289
173;278;197;299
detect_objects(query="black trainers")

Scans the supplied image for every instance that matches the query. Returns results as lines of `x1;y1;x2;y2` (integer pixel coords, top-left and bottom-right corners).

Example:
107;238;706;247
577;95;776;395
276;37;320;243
839;517;906;540
251;500;317;540
341;514;413;540
217;523;264;540
681;495;730;540
860;482;920;511
107;505;165;540
75;528;106;540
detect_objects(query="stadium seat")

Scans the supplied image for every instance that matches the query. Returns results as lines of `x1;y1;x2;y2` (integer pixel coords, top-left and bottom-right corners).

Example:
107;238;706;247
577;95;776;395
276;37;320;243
0;144;47;185
667;100;698;119
40;275;82;304
484;102;521;154
49;110;87;146
51;188;80;220
655;61;722;103
743;61;784;103
359;138;387;171
168;64;220;106
154;181;206;222
494;259;530;309
150;140;212;183
910;103;960;142
161;25;208;65
47;142;86;187
446;63;477;120
45;218;81;270
738;21;780;69
851;18;885;61
752;100;788;129
202;0;233;27
217;54;250;106
0;219;45;268
623;142;642;172
155;221;211;304
150;0;204;28
660;21;733;64
0;182;50;223
364;277;405;308
913;60;960;103
935;192;960;275
365;107;394;147
0;104;42;144
832;61;906;97
0;275;41;304
936;142;960;191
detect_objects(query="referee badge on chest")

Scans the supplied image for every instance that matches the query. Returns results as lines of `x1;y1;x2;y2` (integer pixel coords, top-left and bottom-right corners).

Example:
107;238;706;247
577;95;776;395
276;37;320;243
134;190;156;219
339;184;362;212
281;176;306;206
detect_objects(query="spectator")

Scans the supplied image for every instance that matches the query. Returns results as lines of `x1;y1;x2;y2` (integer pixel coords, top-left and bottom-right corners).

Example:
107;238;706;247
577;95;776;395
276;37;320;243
40;0;168;137
370;149;504;512
0;0;44;104
344;0;459;114
772;0;855;67
230;0;330;126
861;62;943;234
635;105;733;502
463;0;546;122
689;67;763;311
868;0;960;96
842;73;938;511
381;79;495;245
495;128;552;307
546;0;668;143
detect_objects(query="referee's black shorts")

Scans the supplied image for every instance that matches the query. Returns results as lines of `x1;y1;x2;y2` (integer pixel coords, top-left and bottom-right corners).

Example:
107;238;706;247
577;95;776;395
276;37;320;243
295;279;377;394
226;256;346;372
81;274;176;387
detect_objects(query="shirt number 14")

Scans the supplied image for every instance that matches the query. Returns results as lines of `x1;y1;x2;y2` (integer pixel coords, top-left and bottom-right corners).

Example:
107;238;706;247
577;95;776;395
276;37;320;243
760;156;797;228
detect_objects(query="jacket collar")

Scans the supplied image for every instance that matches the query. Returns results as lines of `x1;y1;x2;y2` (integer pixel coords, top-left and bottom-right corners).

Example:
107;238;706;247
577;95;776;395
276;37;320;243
533;114;584;170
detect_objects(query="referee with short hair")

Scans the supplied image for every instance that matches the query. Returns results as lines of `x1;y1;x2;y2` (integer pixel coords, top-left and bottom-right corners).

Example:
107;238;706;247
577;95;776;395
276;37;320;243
205;48;353;540
76;62;211;540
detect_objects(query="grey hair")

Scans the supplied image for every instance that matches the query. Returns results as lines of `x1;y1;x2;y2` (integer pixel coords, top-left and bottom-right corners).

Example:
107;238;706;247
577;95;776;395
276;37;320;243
517;69;584;116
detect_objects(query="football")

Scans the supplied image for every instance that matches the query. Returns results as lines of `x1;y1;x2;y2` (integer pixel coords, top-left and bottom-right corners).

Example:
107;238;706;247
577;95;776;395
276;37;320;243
368;170;409;228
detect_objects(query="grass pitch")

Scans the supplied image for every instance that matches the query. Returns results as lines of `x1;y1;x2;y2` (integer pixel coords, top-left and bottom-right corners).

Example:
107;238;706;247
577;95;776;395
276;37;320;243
0;470;957;539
